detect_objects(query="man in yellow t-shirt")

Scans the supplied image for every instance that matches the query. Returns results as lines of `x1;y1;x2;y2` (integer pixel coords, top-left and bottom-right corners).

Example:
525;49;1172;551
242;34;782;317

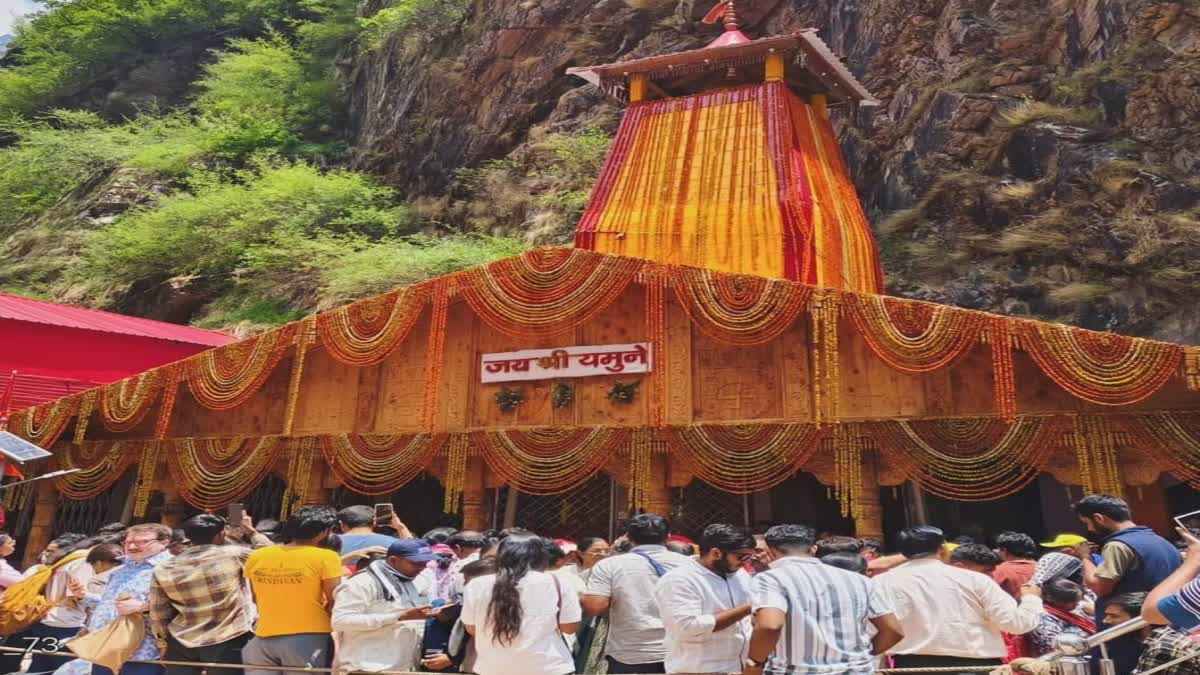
243;506;343;675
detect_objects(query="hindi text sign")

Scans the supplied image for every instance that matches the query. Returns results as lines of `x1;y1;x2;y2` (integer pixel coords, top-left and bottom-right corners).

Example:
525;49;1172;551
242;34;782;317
480;343;652;383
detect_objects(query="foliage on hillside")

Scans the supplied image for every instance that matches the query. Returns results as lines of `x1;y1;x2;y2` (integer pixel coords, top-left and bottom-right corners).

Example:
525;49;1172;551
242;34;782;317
0;0;527;330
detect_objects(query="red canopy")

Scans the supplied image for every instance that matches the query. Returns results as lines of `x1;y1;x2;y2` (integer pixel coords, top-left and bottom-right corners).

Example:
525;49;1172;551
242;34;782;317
0;293;234;410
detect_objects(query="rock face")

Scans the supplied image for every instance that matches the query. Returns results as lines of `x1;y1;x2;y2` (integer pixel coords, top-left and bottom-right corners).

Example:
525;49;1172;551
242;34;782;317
346;0;1200;342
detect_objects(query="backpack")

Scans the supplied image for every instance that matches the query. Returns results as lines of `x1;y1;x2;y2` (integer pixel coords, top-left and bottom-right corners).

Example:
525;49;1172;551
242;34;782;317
0;550;87;635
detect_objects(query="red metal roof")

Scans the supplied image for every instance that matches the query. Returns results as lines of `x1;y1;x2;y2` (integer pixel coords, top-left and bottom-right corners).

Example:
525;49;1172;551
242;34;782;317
0;293;234;347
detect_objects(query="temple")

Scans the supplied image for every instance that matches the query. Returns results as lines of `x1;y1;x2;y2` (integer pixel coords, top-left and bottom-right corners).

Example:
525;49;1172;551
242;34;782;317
7;7;1200;563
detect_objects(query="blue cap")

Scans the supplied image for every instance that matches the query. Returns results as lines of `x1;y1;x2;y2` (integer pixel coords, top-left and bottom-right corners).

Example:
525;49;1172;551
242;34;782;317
387;538;436;563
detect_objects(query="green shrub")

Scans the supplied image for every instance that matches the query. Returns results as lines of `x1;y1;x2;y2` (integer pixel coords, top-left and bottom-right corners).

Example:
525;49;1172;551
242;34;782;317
83;161;412;287
195;36;335;158
320;234;527;306
359;0;469;52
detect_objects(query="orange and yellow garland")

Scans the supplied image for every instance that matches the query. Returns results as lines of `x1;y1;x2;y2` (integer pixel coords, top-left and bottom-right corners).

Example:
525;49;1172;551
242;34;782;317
843;294;986;372
167;437;282;509
667;423;823;493
316;287;427;367
475;427;629;495
320;433;444;496
186;324;298;410
670;267;811;346
1017;322;1183;406
98;369;162;433
53;440;139;499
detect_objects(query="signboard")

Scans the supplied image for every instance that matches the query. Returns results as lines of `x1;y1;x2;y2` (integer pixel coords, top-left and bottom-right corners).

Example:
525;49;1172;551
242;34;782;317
0;431;52;462
481;343;652;383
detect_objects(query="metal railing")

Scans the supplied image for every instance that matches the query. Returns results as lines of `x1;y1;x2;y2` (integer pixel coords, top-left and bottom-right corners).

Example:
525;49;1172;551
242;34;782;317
1040;616;1200;675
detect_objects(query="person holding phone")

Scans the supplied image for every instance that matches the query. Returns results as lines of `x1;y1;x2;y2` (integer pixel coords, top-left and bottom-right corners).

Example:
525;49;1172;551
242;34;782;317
337;505;413;567
331;539;439;673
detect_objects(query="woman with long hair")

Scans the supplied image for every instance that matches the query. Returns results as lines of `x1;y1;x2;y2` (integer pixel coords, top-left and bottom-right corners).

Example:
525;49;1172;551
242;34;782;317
462;534;580;675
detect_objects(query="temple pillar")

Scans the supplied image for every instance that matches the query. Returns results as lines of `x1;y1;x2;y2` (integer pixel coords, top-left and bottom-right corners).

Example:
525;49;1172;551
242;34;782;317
159;487;188;529
23;478;57;567
811;94;828;119
765;52;785;82
854;451;884;539
462;460;486;530
629;74;647;103
644;452;672;517
1128;477;1172;536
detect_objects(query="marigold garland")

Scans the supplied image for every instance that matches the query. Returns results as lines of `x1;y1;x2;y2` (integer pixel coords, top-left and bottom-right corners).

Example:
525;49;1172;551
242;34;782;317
831;424;864;519
810;290;841;425
421;279;451;432
869;417;1064;501
73;390;97;445
442;434;469;514
1017;322;1183;406
186;324;298;411
316;287;426;367
843;294;985;372
1072;415;1123;496
669;267;812;346
1127;413;1200;487
476;427;629;495
667;423;823;493
99;369;162;433
53;441;138;499
281;437;317;519
1;480;34;512
459;248;644;338
155;364;180;440
644;273;668;427
283;319;316;435
987;318;1018;421
167;437;283;510
628;428;655;511
132;441;161;518
8;396;77;448
320;433;444;495
1185;347;1200;391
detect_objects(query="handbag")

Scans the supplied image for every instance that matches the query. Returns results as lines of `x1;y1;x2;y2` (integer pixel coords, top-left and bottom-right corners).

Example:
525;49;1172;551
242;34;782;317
66;614;146;672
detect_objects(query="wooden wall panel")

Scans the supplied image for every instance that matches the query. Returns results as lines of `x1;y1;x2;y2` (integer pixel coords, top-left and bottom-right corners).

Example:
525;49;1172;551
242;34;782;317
665;298;694;425
692;329;782;422
371;310;432;432
780;321;812;422
170;363;289;437
291;346;360;434
579;288;649;428
440;303;477;431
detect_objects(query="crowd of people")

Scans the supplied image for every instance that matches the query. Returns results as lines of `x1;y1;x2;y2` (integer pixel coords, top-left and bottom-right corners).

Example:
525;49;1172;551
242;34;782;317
0;495;1197;675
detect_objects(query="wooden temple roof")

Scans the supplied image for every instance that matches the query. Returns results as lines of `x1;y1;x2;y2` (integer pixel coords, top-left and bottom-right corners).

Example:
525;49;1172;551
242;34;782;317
567;30;878;106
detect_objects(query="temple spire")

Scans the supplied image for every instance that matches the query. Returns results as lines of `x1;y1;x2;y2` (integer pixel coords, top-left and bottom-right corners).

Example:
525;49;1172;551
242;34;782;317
702;0;751;48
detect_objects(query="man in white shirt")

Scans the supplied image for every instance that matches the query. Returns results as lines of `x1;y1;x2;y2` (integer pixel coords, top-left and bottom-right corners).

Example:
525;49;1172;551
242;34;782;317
655;524;756;674
331;539;438;673
874;526;1043;673
583;513;692;674
742;524;903;675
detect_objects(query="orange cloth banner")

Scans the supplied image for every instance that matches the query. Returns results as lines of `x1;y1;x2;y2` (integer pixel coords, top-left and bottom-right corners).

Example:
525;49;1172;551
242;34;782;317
576;83;883;294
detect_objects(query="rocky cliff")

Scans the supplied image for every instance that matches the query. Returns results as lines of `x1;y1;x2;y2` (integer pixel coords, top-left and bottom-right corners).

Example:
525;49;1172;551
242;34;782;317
346;0;1200;342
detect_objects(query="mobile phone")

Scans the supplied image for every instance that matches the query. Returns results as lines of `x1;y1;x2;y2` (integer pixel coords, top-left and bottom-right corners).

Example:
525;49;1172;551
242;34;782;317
435;602;460;612
1174;509;1200;532
228;503;244;527
374;503;394;527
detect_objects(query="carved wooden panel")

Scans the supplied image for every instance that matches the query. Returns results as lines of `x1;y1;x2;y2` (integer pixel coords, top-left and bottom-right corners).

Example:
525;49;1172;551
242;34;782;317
292;347;359;434
579;289;649;428
665;297;693;425
440;303;476;431
780;321;812;421
372;312;432;432
692;330;782;422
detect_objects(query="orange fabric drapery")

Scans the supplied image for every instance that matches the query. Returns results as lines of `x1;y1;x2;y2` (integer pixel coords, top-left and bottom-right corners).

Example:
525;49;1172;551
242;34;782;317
575;83;883;294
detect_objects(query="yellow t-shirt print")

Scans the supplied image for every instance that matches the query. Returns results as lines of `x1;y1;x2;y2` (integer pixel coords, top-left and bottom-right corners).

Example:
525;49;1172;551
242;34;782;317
245;545;344;637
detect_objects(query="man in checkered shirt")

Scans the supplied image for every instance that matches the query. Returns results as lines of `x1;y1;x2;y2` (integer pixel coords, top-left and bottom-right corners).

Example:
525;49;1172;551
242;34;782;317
149;514;268;675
